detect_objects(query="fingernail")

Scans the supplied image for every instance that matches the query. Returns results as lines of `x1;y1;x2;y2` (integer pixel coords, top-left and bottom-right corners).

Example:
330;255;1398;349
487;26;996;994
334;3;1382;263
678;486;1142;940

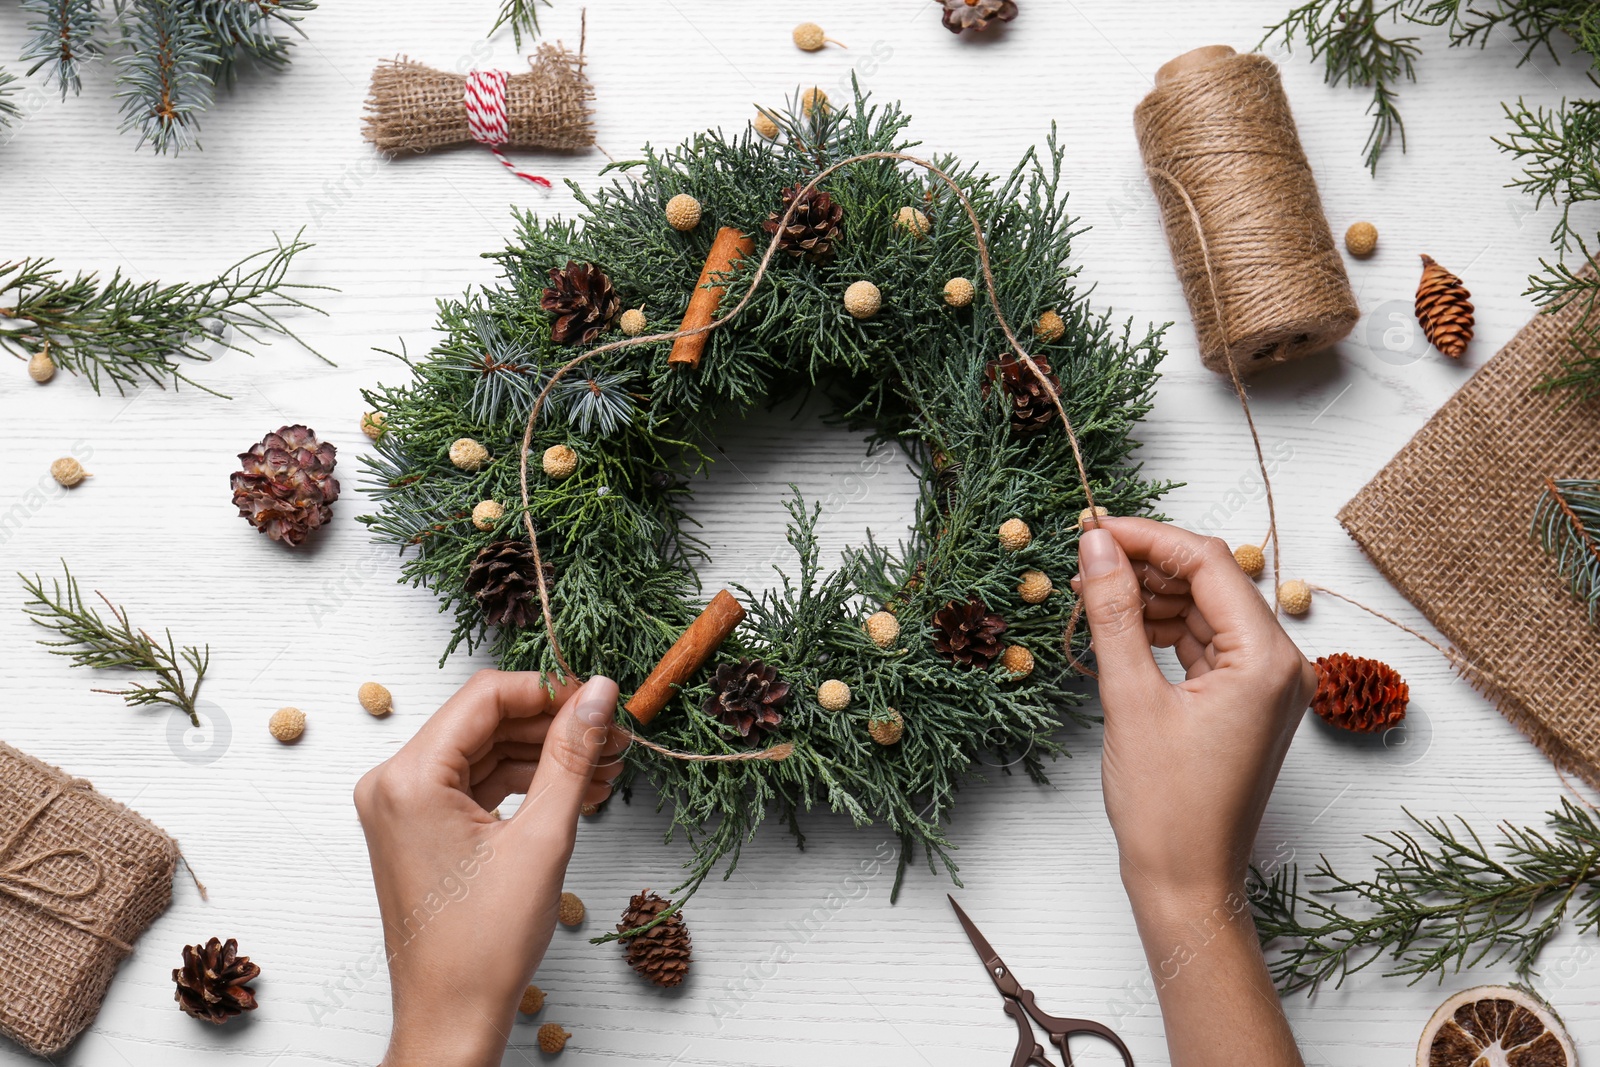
1079;528;1118;578
574;677;617;728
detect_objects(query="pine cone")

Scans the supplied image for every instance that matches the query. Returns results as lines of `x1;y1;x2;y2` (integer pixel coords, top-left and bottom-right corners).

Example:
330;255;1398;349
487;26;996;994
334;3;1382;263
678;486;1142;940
1311;653;1409;733
1415;254;1473;358
984;354;1060;436
703;658;789;740
942;0;1018;33
230;424;339;547
933;595;1007;669
763;183;844;263
464;539;555;628
541;260;621;346
173;937;260;1024
617;890;692;988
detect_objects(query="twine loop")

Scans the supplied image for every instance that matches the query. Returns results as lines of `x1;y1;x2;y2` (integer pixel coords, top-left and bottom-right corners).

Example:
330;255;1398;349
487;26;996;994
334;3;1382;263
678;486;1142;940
463;68;552;188
0;781;133;954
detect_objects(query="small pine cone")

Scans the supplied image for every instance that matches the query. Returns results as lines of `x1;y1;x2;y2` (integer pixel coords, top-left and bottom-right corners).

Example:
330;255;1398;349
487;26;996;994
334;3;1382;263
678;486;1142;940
764;183;844;263
465;539;554;629
1311;653;1408;733
704;658;789;740
617;891;692;988
984;354;1061;437
173;938;260;1024
519;984;545;1014
941;0;1018;33
864;610;901;648
541;261;621;346
231;425;339;547
558;891;586;926
933;595;1007;669
537;1022;571;1053
869;708;904;745
1415;255;1473;358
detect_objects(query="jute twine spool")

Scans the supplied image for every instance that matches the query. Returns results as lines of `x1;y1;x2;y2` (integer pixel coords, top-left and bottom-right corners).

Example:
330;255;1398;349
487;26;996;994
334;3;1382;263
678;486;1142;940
1134;45;1358;376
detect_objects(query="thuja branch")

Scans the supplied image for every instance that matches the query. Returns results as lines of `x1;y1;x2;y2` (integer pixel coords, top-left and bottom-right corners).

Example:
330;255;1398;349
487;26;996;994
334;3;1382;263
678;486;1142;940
1534;476;1600;623
489;0;550;46
0;232;333;397
1252;800;1600;994
20;564;210;726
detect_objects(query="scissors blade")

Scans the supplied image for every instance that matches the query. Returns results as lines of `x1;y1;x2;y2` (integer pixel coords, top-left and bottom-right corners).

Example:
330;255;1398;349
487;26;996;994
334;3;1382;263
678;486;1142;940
948;895;1022;998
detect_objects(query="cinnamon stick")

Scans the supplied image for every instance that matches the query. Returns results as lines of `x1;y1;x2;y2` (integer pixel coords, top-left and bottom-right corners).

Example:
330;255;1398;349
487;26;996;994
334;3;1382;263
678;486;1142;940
625;589;746;724
668;227;754;369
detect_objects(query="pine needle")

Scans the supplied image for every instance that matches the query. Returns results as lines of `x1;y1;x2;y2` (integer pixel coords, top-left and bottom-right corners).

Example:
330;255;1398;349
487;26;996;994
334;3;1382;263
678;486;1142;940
489;0;550;47
1534;477;1600;624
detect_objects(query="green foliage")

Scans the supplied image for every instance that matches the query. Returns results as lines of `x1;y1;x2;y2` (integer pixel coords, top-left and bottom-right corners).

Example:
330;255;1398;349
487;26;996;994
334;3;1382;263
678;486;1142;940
21;0;103;98
0;232;331;397
490;0;550;47
361;86;1171;913
20;563;210;726
1534;477;1600;622
0;67;19;127
1252;799;1600;993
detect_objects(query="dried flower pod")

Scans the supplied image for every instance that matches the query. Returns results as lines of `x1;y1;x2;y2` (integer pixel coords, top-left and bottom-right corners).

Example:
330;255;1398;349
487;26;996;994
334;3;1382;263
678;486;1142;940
817;679;851;710
665;194;702;232
1277;580;1312;615
844;280;882;319
869;707;904;745
1036;309;1066;344
361;411;385;439
450;437;489;471
864;611;901;649
28;349;55;382
895;206;930;238
944;277;975;307
519;984;545;1014
543;445;578;479
1234;544;1265;578
998;518;1032;550
537;1022;571;1053
1017;569;1053;604
358;681;392;716
50;457;90;487
472;499;504;530
269;707;306;742
1345;221;1378;257
999;644;1034;678
619;308;647;336
753;109;779;139
558;891;586;926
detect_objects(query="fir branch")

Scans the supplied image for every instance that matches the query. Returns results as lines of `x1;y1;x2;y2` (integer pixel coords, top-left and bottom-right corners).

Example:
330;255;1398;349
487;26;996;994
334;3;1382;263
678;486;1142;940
1252;799;1600;993
21;0;104;98
194;0;315;87
20;563;209;726
489;0;550;47
114;0;217;154
0;68;20;128
0;231;333;397
1533;476;1600;623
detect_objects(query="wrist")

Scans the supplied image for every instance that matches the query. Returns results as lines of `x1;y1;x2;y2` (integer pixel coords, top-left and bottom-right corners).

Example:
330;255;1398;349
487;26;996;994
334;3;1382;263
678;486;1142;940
384;1005;510;1067
1121;865;1250;939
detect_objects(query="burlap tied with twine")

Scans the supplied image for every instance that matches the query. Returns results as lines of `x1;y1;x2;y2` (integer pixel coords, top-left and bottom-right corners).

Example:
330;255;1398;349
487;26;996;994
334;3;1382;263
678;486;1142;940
1340;295;1600;783
0;742;177;1057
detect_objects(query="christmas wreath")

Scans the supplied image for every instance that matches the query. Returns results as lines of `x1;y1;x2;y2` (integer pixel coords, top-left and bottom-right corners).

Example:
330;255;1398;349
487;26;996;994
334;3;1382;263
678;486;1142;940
362;87;1170;905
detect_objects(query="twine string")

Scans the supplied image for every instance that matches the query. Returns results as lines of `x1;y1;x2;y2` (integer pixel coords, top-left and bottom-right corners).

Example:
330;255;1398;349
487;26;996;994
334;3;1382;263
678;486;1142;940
516;149;1103;758
463;69;552;187
0;781;133;953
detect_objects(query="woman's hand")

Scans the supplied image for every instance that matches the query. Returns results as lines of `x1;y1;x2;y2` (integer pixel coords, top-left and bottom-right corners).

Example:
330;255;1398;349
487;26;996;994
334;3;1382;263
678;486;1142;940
1074;517;1312;1067
354;671;629;1067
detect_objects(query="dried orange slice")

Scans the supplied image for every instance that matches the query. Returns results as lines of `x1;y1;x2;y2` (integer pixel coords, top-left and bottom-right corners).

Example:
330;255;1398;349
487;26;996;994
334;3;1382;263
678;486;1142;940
1416;985;1575;1067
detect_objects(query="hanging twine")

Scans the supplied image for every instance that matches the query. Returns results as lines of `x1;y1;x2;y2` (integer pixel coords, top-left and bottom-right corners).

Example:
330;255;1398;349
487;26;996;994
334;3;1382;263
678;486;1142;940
463;70;551;187
517;150;1103;762
0;782;133;954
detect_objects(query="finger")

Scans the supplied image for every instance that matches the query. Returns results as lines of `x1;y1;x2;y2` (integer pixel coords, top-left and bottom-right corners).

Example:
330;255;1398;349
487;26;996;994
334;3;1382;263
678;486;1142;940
1076;527;1168;706
471;760;540;811
1130;562;1191;597
464;716;560;764
513;676;621;832
1140;592;1194;621
1183;604;1217;646
419;670;583;765
1097;518;1277;635
1174;633;1215;677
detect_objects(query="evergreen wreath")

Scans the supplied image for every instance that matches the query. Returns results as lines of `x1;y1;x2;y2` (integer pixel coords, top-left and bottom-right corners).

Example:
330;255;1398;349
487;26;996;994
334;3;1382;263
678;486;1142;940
361;86;1171;910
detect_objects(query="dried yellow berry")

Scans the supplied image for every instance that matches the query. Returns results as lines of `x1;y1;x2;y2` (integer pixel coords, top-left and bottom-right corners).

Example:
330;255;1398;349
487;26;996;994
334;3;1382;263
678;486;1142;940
895;206;931;238
472;499;504;530
817;679;851;711
1234;544;1266;578
269;707;306;743
1278;580;1312;616
1000;644;1035;678
864;610;901;649
753;109;780;139
998;518;1032;551
537;1022;570;1054
558;891;586;926
519;984;545;1015
50;457;90;488
802;86;829;114
361;411;385;439
792;22;832;50
358;681;393;717
449;438;488;471
665;193;702;232
1345;221;1378;258
1076;505;1110;529
619;308;647;336
843;280;881;319
1018;569;1053;604
543;444;578;480
869;708;904;746
1036;310;1066;344
579;803;600;817
28;350;55;383
943;277;975;308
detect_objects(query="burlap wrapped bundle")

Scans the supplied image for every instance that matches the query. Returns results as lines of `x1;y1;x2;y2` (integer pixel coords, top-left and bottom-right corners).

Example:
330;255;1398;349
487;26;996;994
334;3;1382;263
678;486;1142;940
1340;292;1600;783
0;742;177;1057
362;43;595;156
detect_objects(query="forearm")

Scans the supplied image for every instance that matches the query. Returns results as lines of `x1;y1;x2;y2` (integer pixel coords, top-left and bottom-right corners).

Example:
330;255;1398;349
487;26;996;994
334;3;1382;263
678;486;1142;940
1126;880;1304;1067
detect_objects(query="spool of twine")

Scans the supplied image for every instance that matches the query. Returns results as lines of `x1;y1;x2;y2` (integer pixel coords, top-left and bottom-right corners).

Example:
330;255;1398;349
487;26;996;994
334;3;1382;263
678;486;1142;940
1134;45;1358;376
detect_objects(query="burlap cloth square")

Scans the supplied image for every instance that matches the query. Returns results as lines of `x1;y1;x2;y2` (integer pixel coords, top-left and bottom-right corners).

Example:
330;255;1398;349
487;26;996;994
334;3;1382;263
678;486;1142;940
0;742;177;1057
1339;299;1600;783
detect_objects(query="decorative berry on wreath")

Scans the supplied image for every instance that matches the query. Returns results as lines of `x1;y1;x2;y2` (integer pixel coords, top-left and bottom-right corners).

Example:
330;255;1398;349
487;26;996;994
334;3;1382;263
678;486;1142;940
361;87;1169;907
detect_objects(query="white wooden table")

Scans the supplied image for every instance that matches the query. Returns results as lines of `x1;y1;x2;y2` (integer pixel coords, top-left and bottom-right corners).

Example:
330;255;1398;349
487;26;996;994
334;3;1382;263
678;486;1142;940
2;2;1595;1063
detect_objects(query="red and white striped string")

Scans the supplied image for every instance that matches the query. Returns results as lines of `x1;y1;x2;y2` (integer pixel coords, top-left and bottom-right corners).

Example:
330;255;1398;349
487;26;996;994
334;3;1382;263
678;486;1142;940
463;69;551;188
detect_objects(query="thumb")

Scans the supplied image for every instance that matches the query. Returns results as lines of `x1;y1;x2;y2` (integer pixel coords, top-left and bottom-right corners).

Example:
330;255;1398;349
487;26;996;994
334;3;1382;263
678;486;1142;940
513;675;620;832
1077;528;1167;707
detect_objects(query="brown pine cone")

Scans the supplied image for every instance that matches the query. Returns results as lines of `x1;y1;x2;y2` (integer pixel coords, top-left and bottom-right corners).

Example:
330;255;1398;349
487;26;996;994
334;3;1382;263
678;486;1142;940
617;890;692;988
541;260;621;346
984;354;1060;436
464;539;555;629
933;595;1007;669
173;937;260;1024
763;183;844;263
703;658;789;740
230;425;339;547
942;0;1018;34
1311;653;1409;733
1415;254;1473;358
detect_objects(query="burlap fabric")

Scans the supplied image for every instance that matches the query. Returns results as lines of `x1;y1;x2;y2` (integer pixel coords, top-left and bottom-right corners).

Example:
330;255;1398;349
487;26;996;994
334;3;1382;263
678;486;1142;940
363;44;595;156
0;742;177;1057
1339;298;1600;783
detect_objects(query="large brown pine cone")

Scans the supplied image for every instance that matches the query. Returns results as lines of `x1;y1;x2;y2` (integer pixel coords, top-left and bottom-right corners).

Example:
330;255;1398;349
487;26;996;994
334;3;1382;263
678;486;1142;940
984;354;1061;436
763;184;844;263
173;937;260;1024
933;595;1007;669
703;658;789;740
541;260;621;346
617;890;692;988
464;539;554;628
1415;255;1473;358
942;0;1018;33
230;424;339;547
1311;653;1409;733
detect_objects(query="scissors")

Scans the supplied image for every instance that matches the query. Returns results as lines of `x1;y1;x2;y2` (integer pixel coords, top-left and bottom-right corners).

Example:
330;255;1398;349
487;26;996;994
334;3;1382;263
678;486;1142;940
949;895;1136;1067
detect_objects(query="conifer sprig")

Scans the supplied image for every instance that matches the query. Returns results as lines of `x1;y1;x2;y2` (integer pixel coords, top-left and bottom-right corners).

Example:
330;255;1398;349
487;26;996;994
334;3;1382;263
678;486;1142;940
21;0;104;98
490;0;551;47
0;232;332;397
0;68;20;128
20;564;209;726
1534;477;1600;623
